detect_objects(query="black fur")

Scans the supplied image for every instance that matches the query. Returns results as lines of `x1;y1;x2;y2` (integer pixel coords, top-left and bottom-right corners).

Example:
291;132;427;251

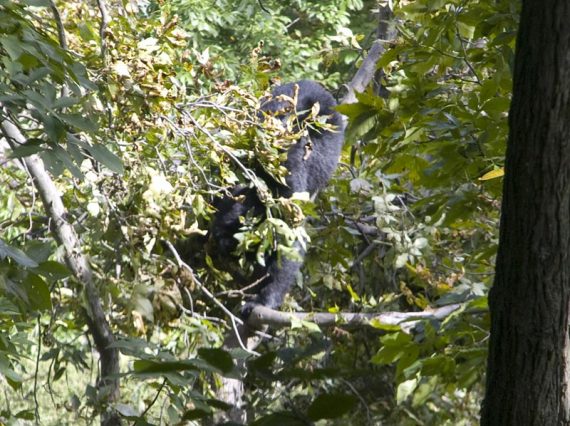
210;80;344;315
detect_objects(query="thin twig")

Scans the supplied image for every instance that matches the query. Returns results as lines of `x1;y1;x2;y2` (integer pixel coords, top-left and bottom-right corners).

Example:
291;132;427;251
455;23;481;85
215;273;270;297
160;114;218;190
138;378;167;421
33;315;42;423
47;0;68;50
342;378;372;424
163;240;260;356
47;0;69;98
257;0;270;14
185;113;262;187
96;0;110;63
182;286;195;315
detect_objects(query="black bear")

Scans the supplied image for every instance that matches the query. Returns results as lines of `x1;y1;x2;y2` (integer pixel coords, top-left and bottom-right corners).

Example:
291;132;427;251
209;80;345;316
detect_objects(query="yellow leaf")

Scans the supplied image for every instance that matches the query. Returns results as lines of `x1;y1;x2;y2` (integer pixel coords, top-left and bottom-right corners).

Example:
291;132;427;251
479;168;505;181
346;284;360;302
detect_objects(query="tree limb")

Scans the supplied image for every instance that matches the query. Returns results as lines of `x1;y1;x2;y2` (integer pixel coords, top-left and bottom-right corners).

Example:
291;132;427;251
0;116;121;426
47;0;69;98
341;4;396;105
246;304;463;333
96;0;110;63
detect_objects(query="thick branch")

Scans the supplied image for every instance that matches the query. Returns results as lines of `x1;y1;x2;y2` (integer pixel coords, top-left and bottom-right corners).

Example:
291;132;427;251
247;304;462;333
342;40;385;105
0;117;120;425
341;4;395;105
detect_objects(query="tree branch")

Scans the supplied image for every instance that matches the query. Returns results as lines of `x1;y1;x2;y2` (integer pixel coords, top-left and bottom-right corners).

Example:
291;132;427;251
246;304;463;333
0;116;121;426
96;0;110;63
47;0;69;98
341;4;396;105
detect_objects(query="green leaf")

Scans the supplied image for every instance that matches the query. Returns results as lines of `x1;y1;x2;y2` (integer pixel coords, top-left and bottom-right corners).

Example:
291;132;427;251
58;113;98;132
300;320;321;333
479;168;504;181
0;239;38;267
369;319;402;331
77;23;97;42
421;355;456;377
86;143;124;174
25;67;51;84
396;379;417;404
42;115;66;143
22;273;51;311
0;297;20;316
132;359;199;374
14;409;35;420
371;332;413;365
34;261;70;280
251;412;307;426
307;393;358;420
181;408;211;421
53;96;80;109
247;352;277;372
22;0;50;6
412;377;439;407
467;296;488;310
9;139;45;158
376;47;400;68
53;367;65;381
114;404;139;418
0;36;24;61
198;348;234;374
23;89;51;110
50;145;83;179
482;97;510;116
372;344;406;365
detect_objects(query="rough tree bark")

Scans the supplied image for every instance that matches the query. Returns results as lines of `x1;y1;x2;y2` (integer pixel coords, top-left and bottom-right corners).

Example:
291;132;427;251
481;1;570;425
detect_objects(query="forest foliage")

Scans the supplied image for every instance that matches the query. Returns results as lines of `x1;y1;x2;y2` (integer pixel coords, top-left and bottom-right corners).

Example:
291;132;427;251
0;0;518;424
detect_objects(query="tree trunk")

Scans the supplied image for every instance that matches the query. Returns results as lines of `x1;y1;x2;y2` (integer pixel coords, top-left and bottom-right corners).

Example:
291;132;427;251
481;1;570;425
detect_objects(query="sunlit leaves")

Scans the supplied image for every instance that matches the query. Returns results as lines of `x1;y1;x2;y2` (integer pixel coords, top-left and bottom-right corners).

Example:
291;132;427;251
169;0;373;86
0;1;120;175
479;168;504;181
336;0;518;419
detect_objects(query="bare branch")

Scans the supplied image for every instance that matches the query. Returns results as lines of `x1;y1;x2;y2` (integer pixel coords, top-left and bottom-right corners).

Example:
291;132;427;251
96;0;110;63
342;40;385;105
341;4;396;105
162;240;261;357
47;0;69;98
246;304;463;333
257;0;270;14
47;0;68;50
